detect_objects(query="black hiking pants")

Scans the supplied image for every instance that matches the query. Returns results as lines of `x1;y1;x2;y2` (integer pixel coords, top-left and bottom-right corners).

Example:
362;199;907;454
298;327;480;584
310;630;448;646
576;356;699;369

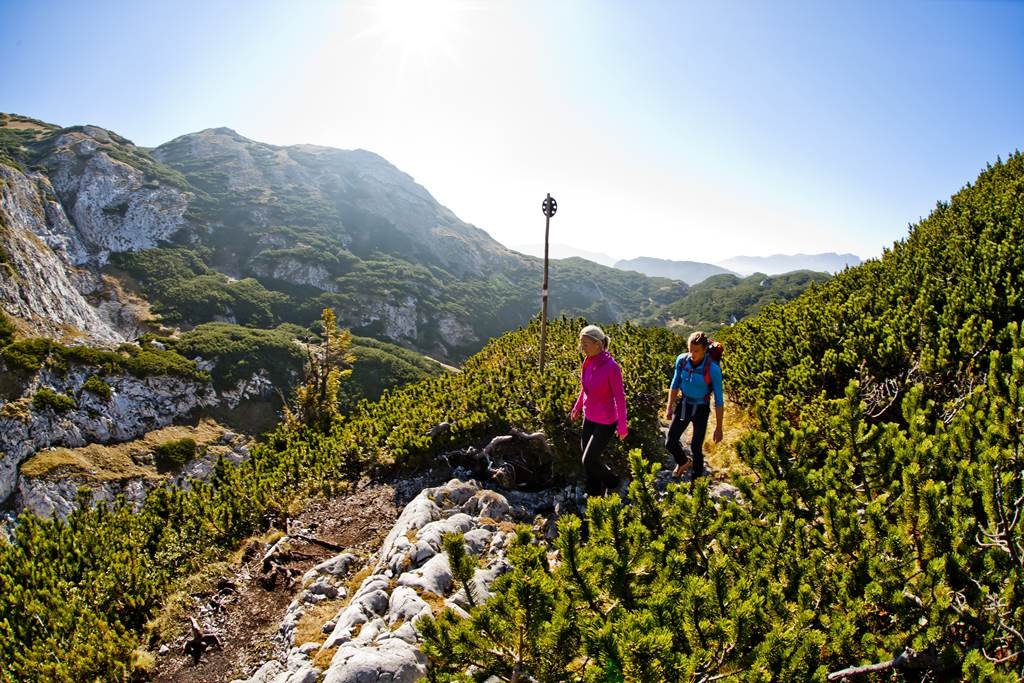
581;419;619;496
666;400;710;478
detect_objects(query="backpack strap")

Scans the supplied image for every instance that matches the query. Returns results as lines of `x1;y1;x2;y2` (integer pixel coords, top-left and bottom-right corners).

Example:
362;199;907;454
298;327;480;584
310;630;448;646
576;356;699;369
703;358;712;402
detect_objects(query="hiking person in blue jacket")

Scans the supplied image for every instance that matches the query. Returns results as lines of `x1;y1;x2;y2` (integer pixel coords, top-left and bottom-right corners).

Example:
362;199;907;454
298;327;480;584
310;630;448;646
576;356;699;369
665;331;724;479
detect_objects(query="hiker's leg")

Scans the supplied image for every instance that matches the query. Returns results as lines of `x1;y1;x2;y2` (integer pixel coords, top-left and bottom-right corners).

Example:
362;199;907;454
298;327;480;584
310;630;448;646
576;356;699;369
582;420;616;495
665;403;692;465
689;404;711;478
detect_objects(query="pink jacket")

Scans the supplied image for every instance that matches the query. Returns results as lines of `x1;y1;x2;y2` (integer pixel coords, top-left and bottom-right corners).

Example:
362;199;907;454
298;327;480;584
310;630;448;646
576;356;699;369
572;351;628;437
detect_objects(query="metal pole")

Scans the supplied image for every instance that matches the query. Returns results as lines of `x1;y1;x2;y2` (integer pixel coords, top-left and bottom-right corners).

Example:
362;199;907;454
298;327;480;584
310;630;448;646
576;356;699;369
539;193;557;371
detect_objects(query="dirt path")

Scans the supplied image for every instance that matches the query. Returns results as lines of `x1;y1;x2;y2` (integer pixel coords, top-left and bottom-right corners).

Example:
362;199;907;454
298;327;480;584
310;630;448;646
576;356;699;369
150;480;414;682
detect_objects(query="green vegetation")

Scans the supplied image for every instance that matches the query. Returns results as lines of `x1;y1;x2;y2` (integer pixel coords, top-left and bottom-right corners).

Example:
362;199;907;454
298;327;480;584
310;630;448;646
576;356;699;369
0;316;676;679
341;335;447;409
0;309;15;347
166;322;306;390
31;387;76;413
152;438;197;472
0;335;207;382
112;247;290;327
1;114;189;190
419;153;1024;680
82;375;112;400
0;113;57;169
650;269;832;335
284;308;355;431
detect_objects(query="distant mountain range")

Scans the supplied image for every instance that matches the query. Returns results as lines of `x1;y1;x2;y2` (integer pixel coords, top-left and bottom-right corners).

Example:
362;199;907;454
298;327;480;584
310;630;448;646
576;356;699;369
613;257;735;285
718;253;861;275
514;248;862;286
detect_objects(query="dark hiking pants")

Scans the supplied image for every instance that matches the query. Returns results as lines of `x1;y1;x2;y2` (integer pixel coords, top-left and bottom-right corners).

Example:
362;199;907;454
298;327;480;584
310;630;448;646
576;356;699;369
665;400;710;478
581;419;619;495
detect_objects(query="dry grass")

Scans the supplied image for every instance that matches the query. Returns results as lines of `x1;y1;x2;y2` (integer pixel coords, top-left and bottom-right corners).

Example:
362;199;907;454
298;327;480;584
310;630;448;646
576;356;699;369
3;118;51;132
312;645;337;670
342;565;374;605
19;418;230;480
293;598;344;647
702;399;756;480
145;560;234;644
229;528;284;565
0;397;32;421
130;648;156;676
419;589;449;615
19;445;158;481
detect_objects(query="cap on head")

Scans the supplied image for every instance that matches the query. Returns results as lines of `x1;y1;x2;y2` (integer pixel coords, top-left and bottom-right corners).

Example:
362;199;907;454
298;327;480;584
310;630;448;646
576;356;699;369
580;324;609;348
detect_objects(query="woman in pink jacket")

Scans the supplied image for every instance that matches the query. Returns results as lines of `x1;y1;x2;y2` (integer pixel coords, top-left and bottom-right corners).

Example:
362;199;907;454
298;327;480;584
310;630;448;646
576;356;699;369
570;324;628;495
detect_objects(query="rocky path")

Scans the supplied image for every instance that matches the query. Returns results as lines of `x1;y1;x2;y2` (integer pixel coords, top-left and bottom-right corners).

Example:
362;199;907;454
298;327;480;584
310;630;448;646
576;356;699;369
150;479;420;682
150;444;742;683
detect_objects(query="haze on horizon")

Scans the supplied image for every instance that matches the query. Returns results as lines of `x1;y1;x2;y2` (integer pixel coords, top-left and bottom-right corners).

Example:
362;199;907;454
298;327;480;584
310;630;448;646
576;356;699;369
2;0;1021;264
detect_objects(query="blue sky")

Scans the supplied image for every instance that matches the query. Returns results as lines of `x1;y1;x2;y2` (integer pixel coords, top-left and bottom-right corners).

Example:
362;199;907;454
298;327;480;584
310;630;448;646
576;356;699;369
2;0;1021;263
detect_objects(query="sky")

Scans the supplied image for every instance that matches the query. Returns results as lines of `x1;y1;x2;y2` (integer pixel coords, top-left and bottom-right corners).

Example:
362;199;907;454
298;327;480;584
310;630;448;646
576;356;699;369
2;0;1022;264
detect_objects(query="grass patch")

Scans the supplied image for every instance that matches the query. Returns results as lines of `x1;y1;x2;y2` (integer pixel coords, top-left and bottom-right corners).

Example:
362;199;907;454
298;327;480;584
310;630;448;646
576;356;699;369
312;645;337;670
418;590;449;615
19;446;157;482
129;648;156;677
701;399;755;480
293;598;344;647
18;419;229;480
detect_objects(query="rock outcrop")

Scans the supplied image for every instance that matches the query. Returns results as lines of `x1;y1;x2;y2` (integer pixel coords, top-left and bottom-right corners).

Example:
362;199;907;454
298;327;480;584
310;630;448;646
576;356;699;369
0;360;271;506
16;426;252;519
0;121;193;343
0;165;124;342
233;479;532;683
41;128;191;263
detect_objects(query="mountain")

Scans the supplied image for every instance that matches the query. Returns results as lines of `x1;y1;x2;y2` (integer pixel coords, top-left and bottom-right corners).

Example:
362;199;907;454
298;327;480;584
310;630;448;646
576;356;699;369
718;252;861;275
0;114;687;361
510;242;616;267
613;256;735;285
647;269;832;332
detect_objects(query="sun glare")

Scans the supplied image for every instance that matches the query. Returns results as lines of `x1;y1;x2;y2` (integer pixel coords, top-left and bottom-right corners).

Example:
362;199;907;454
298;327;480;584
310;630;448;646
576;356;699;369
366;0;470;66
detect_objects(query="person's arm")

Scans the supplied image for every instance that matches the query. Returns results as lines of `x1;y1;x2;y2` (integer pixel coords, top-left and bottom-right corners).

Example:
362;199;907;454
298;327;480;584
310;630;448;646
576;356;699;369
571;387;584;420
665;388;681;420
610;363;628;438
666;355;683;419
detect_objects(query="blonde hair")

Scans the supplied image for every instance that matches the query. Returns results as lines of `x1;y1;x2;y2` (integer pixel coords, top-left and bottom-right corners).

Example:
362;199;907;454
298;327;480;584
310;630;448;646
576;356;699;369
580;324;609;349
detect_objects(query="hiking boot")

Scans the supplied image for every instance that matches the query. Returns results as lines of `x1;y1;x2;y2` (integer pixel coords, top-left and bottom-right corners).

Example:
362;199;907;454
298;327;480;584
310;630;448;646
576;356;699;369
671;461;692;479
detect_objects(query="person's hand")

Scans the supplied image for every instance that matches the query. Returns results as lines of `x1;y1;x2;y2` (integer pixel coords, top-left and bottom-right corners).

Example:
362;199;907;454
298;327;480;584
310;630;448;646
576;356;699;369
664;406;673;421
570;409;581;421
617;429;628;440
713;426;723;443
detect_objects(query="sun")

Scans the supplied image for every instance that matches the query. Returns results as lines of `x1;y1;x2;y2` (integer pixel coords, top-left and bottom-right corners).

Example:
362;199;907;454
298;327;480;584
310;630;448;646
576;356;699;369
365;0;471;65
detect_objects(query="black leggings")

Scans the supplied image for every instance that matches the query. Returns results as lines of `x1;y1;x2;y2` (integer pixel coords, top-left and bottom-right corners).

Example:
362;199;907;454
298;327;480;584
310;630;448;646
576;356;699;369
581;419;619;495
665;401;710;478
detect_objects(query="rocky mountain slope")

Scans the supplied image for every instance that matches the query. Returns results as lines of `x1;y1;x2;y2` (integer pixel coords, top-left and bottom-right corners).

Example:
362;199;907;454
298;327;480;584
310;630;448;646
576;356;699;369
2;112;827;363
0;113;684;361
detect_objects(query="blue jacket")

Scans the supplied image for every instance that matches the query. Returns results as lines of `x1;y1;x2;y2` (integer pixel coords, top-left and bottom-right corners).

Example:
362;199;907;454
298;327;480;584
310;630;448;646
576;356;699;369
670;353;723;406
